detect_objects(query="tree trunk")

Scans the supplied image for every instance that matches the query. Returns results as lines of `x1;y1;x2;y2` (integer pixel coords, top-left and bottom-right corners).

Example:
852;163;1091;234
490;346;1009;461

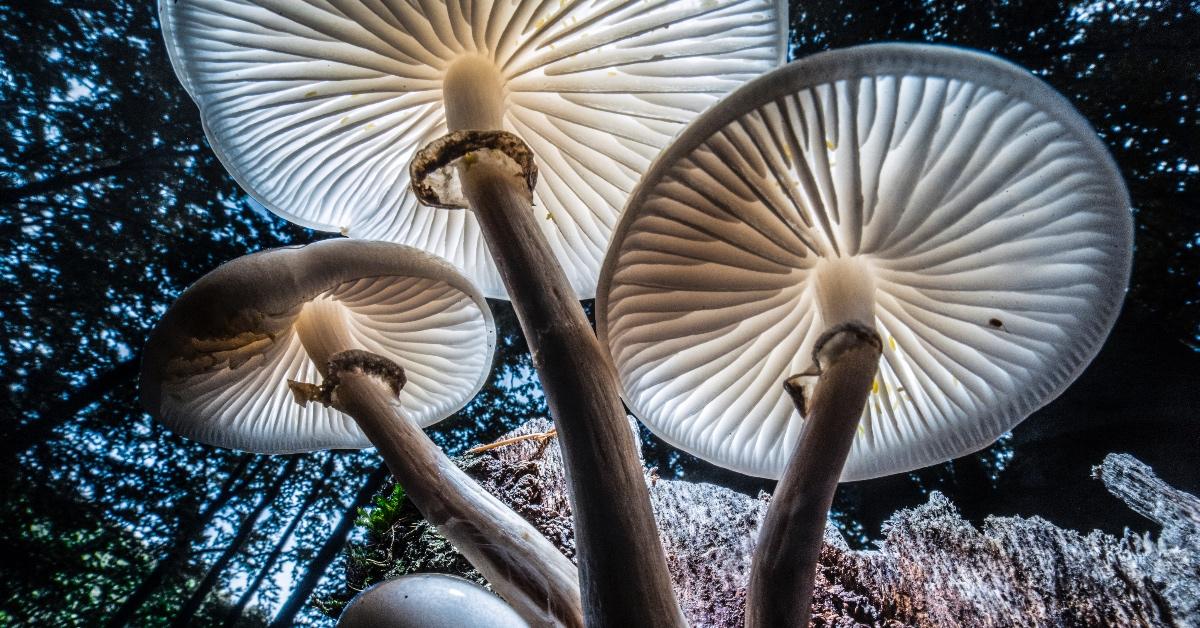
171;456;301;628
105;454;258;628
268;466;388;628
3;357;138;460
0;147;202;203
219;456;334;628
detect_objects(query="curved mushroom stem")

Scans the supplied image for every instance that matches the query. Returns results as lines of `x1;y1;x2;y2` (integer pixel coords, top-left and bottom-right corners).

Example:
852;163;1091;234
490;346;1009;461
459;157;684;628
294;303;583;628
745;322;881;628
441;58;685;627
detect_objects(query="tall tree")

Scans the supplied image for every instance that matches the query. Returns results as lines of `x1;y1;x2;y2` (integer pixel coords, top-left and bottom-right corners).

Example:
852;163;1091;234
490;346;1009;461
171;456;302;628
1;356;138;461
220;456;335;628
269;466;388;628
105;454;260;628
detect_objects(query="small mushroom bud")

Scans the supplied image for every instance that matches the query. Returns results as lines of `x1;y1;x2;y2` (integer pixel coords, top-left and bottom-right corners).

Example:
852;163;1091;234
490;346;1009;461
338;574;528;628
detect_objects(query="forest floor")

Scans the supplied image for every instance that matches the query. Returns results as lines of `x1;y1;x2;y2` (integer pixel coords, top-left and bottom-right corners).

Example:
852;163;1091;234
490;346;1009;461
320;419;1199;627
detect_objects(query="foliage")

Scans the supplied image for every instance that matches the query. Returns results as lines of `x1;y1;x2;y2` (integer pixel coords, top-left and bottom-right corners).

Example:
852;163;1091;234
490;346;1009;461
355;484;408;534
0;468;266;627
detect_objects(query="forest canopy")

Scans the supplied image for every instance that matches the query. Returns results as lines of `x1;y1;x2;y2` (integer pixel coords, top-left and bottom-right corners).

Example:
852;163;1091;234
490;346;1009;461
1;0;1196;625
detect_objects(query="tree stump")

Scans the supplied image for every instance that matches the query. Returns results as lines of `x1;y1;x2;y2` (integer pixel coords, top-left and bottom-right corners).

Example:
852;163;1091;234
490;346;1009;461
326;420;1199;627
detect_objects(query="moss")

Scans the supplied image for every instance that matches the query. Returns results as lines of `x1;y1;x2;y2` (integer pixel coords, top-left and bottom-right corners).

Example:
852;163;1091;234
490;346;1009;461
314;480;483;619
354;483;406;533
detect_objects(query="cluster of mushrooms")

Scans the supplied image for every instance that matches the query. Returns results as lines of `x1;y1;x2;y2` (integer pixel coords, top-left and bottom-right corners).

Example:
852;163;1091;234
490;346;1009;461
141;1;1132;627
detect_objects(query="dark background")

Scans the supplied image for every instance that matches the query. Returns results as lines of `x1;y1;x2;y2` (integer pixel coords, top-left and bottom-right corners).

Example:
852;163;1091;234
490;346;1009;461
1;0;1196;625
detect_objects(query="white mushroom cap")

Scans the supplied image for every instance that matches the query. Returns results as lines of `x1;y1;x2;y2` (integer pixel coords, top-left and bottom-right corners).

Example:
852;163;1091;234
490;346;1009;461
597;44;1133;480
160;0;787;299
141;239;495;453
338;574;528;628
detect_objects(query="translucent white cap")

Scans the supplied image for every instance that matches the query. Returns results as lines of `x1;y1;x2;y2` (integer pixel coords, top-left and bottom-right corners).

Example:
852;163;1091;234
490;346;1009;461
141;239;495;453
160;0;787;299
598;44;1133;480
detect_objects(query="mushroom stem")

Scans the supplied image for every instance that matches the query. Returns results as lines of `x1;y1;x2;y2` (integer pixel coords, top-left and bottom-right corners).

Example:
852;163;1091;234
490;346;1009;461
440;57;684;627
458;158;685;627
746;322;882;628
294;305;583;627
443;55;508;131
294;298;358;377
334;361;582;628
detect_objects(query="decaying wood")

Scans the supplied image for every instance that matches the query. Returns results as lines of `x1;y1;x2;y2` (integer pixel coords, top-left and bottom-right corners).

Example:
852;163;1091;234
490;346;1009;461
334;420;1199;627
1093;453;1200;624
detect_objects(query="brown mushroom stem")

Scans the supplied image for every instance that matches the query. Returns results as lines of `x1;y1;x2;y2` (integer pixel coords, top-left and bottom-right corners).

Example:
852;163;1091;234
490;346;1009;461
459;159;685;627
294;305;583;627
335;363;582;628
746;322;882;628
441;56;684;627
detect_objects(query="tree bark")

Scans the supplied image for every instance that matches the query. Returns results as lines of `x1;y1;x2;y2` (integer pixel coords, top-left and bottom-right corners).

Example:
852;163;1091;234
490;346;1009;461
1093;453;1200;621
105;454;257;628
171;456;301;628
339;419;1200;627
219;457;334;628
268;466;388;628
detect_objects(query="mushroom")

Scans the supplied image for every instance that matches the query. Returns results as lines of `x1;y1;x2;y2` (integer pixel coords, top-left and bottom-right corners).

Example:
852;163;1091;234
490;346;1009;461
338;574;528;628
140;239;581;627
597;44;1133;626
160;0;786;299
160;2;787;623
